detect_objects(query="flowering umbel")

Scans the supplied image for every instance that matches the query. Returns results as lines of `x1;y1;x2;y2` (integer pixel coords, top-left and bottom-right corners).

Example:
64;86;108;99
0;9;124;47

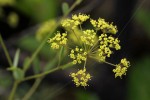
113;58;130;78
47;31;67;49
70;68;91;87
47;13;130;87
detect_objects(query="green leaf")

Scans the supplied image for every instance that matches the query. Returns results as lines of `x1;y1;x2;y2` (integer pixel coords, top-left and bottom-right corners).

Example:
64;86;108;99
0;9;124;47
62;2;69;15
13;68;24;80
32;57;41;74
13;49;20;67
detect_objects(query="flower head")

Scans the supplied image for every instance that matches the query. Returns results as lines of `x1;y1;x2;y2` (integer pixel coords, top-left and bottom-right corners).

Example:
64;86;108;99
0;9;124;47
70;68;91;87
69;47;87;64
48;13;130;87
113;58;130;78
61;13;89;29
81;29;97;46
97;33;121;61
47;31;67;49
90;18;118;34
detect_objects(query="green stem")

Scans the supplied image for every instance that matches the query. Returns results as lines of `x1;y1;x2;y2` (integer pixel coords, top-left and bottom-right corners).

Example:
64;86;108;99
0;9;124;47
0;34;13;67
22;62;73;82
8;81;20;100
23;67;60;82
22;77;44;100
103;61;116;67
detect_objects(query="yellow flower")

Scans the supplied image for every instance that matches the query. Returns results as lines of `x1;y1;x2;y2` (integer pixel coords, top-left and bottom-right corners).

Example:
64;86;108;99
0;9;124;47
47;32;67;49
80;29;97;46
113;58;130;78
70;68;91;87
61;13;89;29
69;47;87;64
97;33;120;61
90;18;118;34
72;13;90;22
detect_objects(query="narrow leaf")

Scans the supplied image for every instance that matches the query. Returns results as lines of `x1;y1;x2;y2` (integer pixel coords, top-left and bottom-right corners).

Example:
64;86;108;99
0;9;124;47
62;2;69;15
13;49;20;67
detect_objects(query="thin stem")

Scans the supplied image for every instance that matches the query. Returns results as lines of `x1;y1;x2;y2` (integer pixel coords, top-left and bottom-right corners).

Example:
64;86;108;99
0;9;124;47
22;67;60;82
8;81;20;100
103;61;116;67
79;24;82;31
90;40;99;52
0;34;13;66
22;62;73;82
83;59;87;69
22;77;44;100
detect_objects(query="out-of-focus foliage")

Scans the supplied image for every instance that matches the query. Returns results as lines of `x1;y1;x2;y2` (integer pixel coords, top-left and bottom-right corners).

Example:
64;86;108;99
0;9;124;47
0;8;4;18
0;70;12;89
62;2;69;15
0;0;15;6
75;90;99;100
135;9;150;37
7;12;19;28
15;0;59;22
16;35;56;59
36;19;57;41
128;57;150;100
0;69;12;99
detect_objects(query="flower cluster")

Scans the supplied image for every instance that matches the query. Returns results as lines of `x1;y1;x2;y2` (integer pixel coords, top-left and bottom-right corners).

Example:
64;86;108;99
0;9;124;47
47;31;67;49
61;13;89;29
69;47;87;64
48;13;130;87
70;68;91;87
90;18;118;34
97;33;121;61
113;58;130;78
81;29;97;46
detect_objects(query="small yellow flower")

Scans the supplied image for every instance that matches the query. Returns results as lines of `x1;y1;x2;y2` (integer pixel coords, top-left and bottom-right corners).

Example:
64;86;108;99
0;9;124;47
90;18;118;34
61;13;89;29
80;29;97;46
47;32;67;49
113;58;130;78
69;47;87;64
72;13;90;22
70;68;91;87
